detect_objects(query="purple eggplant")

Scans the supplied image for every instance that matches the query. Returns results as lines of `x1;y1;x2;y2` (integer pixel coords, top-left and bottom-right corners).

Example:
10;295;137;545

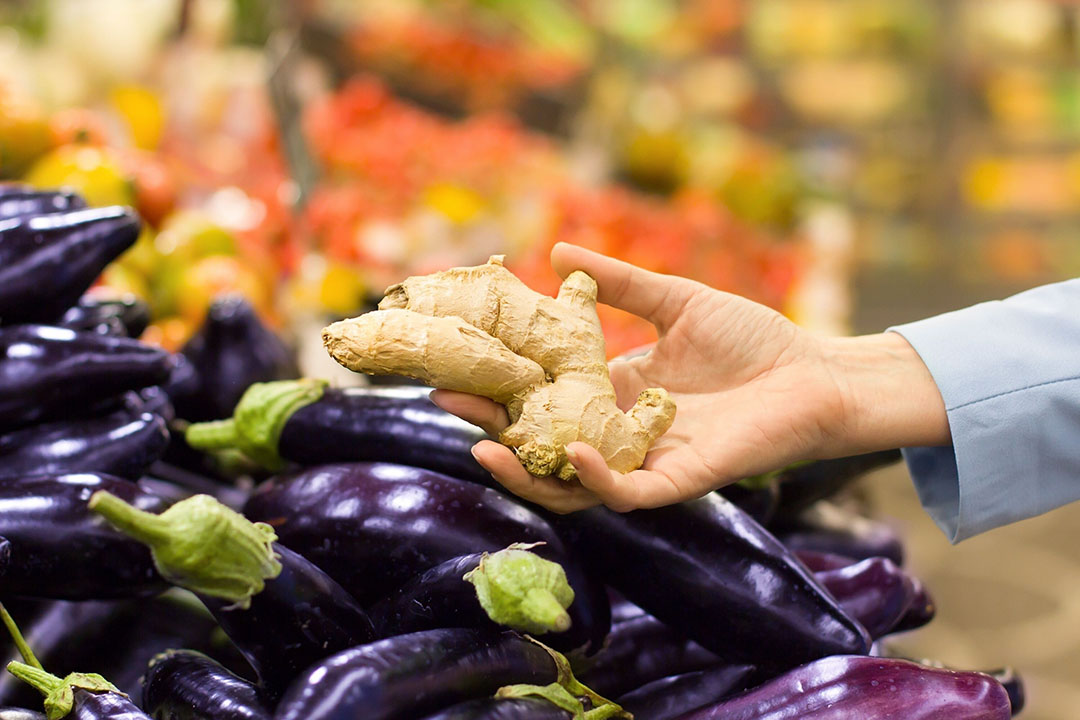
618;665;756;720
813;557;916;639
678;656;1010;720
244;463;610;653
368;545;584;652
273;630;559;720
576;613;721;698
770;450;902;522
87;491;376;699
773;500;905;566
0;474;166;599
0;207;140;325
186;382;488;482
0;325;174;432
417;698;570;720
171;297;299;422
551;495;870;676
0;709;44;720
0;411;168;480
59;296;151;339
986;668;1024;716
718;481;778;526
893;575;936;633
0;190;86;221
142;650;271;720
793;549;856;572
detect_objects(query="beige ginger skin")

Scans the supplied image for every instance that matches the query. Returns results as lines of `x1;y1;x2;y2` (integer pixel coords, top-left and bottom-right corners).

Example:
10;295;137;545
323;255;677;481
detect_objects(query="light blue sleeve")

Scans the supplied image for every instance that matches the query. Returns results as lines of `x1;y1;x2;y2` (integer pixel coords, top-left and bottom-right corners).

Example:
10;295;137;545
888;278;1080;543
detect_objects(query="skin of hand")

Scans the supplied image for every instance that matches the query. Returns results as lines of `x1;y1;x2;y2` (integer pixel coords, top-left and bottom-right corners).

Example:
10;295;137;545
431;242;951;514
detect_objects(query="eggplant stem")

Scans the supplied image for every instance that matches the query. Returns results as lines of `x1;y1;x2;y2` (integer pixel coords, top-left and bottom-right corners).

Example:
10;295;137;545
6;662;62;696
184;419;239;450
0;603;42;670
88;491;172;546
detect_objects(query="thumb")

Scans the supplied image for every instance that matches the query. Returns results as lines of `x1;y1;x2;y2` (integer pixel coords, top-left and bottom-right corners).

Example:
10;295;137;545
550;243;695;331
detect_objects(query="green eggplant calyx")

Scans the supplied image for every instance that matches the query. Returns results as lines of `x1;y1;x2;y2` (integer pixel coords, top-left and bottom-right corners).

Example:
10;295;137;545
88;491;282;609
495;637;630;720
464;543;574;635
185;378;328;470
6;662;119;720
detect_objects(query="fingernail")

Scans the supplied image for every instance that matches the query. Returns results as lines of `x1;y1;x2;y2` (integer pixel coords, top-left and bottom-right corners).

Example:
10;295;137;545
564;445;580;465
470;445;482;462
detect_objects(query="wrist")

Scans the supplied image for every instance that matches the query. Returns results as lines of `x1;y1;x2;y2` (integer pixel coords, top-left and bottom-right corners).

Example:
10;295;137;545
822;332;950;456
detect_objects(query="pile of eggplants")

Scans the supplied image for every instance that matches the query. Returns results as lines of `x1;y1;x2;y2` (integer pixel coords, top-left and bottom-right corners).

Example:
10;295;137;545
0;185;1025;719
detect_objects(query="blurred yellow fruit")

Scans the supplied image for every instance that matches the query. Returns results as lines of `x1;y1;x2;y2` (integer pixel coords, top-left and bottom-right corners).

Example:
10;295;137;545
175;255;273;328
0;95;53;178
110;85;164;151
100;262;151;302
318;262;366;316
141;317;196;353
25;145;134;207
424;183;487;224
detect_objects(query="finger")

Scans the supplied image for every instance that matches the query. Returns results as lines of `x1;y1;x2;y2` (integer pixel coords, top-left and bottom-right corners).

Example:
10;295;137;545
566;441;693;511
472;440;601;514
550;242;693;331
430;390;510;437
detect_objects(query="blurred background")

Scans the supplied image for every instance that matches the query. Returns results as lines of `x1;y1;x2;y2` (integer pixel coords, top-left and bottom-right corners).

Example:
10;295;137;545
0;1;1077;717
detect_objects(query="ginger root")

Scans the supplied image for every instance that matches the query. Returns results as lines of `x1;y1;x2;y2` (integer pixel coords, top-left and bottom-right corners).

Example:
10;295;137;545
322;255;676;481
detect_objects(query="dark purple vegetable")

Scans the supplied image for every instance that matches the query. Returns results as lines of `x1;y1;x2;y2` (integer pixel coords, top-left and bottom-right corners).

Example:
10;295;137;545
0;190;86;221
142;650;271;720
131;387;174;423
63;690;149;720
576;613;720;698
607;593;646;625
617;665;756;720
985;668;1024;716
813;557;916;639
0;325;174;432
0;474;166;599
0;411;167;480
771;450;903;523
893;575;936;633
417;698;569;720
773;500;905;566
171;297;299;422
0;207;140;326
793;549;856;572
0;708;45;720
718;481;778;526
244;463;610;653
273;630;557;720
551;495;870;676
677;656;1010;720
59;296;151;339
140;464;249;510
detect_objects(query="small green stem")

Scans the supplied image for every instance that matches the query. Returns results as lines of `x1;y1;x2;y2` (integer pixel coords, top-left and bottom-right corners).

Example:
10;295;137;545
87;491;172;547
183;419;239;451
520;589;572;633
6;662;62;697
0;603;42;670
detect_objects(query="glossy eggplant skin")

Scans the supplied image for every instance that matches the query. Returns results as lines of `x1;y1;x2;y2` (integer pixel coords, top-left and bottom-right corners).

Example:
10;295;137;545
68;690;150;720
274;630;556;720
0;325;174;432
0;411;168;480
0;474;167;599
718;481;778;526
0;709;45;720
277;387;489;485
0;190;86;221
60;296;151;339
773;501;905;566
617;665;756;720
986;667;1024;716
417;698;569;720
0;207;140;325
813;557;916;640
200;544;376;698
771;450;903;523
172;297;299;422
893;575;936;633
575;613;720;698
142;650;271;720
677;656;1011;720
244;463;610;654
552;495;871;676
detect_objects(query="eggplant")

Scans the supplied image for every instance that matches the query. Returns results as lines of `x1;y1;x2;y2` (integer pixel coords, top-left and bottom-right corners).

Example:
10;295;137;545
0;411;168;481
617;665;756;720
812;557;916;639
59;692;149;720
986;667;1024;716
244;463;610;653
140;464;250;511
678;656;1010;720
142;650;271;720
893;575;936;633
0;709;45;720
186;381;488;482
368;545;582;652
551;495;871;676
773;500;905;566
273;630;560;720
59;296;151;339
718;481;778;526
171;297;299;422
417;699;569;720
0;325;174;432
771;450;903;523
0;474;166;599
0;207;140;325
607;593;646;625
792;549;856;572
575;613;720;698
0;190;86;221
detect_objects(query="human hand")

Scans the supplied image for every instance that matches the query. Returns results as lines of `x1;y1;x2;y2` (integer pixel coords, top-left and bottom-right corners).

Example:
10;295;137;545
432;243;949;513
